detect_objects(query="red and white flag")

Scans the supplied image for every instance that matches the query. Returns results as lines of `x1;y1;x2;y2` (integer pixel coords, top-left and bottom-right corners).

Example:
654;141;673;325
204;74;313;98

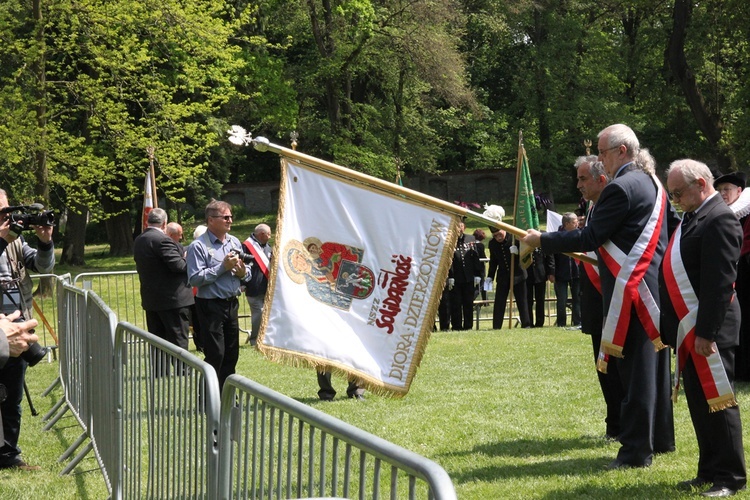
142;170;155;231
259;158;460;397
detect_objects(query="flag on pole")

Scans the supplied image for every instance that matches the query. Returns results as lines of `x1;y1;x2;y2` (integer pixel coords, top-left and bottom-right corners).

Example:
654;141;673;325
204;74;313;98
142;170;155;231
514;143;539;269
259;158;460;397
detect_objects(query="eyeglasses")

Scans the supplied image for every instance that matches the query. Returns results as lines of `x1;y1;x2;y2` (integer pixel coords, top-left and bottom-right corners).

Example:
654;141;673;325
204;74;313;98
209;215;233;221
668;181;695;201
597;145;621;155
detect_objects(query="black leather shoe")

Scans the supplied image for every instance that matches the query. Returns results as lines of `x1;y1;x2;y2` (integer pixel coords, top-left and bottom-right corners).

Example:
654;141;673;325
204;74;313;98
701;485;742;497
348;394;365;401
676;477;711;491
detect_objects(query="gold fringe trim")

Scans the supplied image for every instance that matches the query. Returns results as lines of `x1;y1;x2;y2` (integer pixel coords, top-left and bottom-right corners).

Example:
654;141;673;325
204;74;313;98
708;394;738;413
596;358;608;374
255;158;462;398
651;337;666;352
600;340;624;359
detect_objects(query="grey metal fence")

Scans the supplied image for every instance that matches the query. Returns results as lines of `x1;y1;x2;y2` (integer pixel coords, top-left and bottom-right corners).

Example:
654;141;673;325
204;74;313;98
218;376;457;500
115;322;221;499
43;273;456;499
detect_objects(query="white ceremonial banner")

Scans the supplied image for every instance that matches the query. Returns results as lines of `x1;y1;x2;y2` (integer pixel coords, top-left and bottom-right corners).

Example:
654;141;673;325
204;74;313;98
546;210;562;233
259;158;460;396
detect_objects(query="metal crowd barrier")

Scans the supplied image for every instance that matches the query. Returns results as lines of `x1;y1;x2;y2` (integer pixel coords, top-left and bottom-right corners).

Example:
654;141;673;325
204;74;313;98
218;376;457;500
74;271;146;329
43;274;456;499
44;280;88;434
115;322;221;499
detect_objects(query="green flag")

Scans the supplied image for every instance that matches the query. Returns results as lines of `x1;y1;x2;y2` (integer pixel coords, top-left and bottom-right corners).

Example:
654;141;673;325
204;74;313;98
515;148;538;269
514;150;539;230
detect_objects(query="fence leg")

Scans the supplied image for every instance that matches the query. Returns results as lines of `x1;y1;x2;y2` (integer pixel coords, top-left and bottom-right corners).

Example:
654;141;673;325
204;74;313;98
59;441;93;476
41;376;60;397
58;431;88;463
43;401;70;431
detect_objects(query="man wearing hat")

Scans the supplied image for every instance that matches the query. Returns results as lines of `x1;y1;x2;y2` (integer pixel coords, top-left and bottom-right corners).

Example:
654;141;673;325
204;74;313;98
714;171;746;208
715;171;750;382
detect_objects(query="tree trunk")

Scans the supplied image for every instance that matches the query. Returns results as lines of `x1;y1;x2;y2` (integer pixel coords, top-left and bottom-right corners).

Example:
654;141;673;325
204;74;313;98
105;211;134;256
667;0;731;169
60;207;87;266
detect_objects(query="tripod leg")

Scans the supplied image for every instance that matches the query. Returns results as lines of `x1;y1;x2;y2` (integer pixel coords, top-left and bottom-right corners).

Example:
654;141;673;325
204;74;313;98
23;380;37;417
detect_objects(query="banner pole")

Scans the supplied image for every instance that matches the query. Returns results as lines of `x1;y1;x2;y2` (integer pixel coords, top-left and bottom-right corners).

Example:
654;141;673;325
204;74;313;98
238;134;595;265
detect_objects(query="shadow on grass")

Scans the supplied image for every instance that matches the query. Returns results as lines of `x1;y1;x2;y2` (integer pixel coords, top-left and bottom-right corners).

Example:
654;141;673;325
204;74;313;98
538;481;685;499
446;435;614;459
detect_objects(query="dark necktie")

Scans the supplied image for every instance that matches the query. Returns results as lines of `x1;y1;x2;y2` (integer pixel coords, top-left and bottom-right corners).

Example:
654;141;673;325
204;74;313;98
682;211;695;225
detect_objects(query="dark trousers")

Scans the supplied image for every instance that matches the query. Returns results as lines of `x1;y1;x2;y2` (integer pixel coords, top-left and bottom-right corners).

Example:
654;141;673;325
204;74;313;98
493;279;531;329
317;371;364;400
449;282;474;330
684;348;746;489
146;307;191;376
527;280;547;327
437;289;451;331
195;297;240;389
554;279;580;326
613;320;674;466
190;303;203;352
145;307;190;350
590;332;625;438
0;357;26;465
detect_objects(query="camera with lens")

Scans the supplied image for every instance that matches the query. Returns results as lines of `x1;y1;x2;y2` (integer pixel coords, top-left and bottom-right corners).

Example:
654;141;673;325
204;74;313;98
231;249;255;265
0;203;55;239
0;280;48;367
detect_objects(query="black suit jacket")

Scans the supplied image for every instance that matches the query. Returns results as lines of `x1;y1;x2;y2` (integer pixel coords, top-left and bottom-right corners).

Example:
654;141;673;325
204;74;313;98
659;194;742;348
541;164;679;321
134;227;195;311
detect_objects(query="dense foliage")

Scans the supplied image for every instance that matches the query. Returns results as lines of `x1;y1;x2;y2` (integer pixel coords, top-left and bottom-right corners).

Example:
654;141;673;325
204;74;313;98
0;0;748;259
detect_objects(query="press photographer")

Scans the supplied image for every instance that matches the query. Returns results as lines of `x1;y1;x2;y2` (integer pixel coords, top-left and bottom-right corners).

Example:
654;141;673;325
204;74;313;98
0;189;54;471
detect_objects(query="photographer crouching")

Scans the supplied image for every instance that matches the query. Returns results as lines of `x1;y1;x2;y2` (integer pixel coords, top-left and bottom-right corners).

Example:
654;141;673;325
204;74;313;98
0;189;54;471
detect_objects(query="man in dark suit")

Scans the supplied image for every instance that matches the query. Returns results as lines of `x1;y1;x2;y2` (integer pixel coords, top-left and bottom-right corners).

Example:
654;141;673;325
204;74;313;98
522;124;676;469
661;160;746;497
134;208;194;353
551;213;580;328
448;219;483;330
575;155;625;440
488;226;530;329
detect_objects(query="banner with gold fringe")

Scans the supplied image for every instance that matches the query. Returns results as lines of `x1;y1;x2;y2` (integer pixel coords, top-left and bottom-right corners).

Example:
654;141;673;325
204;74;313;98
258;158;460;397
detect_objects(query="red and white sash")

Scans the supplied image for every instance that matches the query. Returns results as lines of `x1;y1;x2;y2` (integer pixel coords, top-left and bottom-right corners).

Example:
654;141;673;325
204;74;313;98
663;223;736;412
243;237;270;278
597;175;666;360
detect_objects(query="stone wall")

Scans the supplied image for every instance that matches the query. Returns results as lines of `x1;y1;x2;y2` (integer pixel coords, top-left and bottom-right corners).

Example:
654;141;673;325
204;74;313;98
222;168;525;215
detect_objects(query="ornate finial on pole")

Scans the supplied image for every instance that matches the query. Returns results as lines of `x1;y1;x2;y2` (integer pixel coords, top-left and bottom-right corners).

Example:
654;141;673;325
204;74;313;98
584;139;592;155
228;125;253;146
290;131;299;151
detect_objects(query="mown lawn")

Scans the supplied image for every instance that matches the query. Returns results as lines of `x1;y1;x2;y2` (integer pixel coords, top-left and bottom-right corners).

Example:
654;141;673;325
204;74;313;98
6;323;750;499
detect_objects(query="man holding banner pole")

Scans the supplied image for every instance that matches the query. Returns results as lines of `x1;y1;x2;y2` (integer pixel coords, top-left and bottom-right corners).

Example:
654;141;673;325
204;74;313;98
522;124;676;469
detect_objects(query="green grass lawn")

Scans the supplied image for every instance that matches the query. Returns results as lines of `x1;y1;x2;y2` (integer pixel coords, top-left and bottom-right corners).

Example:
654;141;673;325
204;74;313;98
7;324;750;499
3;212;746;498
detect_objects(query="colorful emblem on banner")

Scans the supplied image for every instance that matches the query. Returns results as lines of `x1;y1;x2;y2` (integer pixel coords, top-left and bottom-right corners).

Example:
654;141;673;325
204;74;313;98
283;238;374;310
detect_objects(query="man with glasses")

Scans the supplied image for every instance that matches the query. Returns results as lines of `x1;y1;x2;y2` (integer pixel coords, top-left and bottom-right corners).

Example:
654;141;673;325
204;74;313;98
522;123;678;470
661;160;746;497
187;200;248;389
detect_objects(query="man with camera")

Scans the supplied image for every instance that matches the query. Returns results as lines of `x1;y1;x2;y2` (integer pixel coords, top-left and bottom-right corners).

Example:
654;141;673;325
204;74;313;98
0;189;54;470
187;200;248;389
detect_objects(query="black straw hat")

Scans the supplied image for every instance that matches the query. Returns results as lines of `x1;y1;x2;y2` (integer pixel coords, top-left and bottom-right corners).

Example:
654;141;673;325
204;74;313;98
714;171;747;190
